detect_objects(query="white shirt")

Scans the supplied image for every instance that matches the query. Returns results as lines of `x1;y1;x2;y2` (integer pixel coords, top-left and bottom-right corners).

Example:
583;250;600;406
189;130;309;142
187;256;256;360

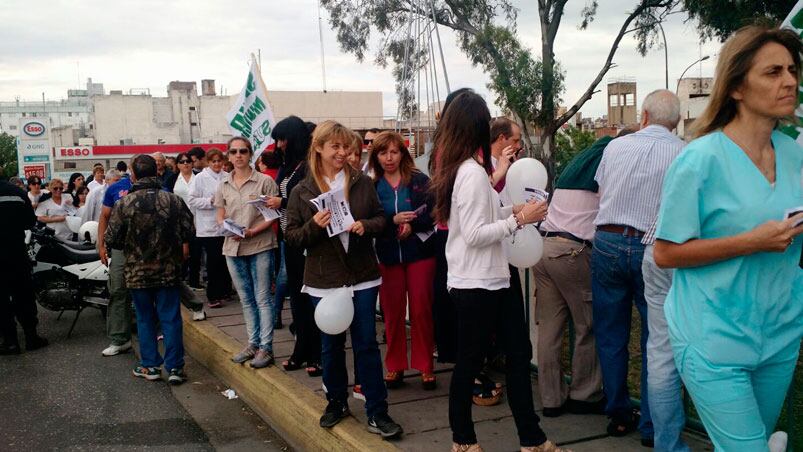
87;179;105;192
446;159;517;290
594;125;684;232
301;169;381;298
188;168;226;237
81;185;106;223
172;172;194;209
35;194;75;240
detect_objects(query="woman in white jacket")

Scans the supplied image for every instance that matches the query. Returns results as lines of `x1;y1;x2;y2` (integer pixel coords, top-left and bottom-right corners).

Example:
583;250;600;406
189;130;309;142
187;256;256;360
188;148;232;308
430;91;566;452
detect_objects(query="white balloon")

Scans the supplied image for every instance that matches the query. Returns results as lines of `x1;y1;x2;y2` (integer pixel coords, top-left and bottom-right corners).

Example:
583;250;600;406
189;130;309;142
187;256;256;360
314;287;355;335
503;225;544;268
505;158;548;205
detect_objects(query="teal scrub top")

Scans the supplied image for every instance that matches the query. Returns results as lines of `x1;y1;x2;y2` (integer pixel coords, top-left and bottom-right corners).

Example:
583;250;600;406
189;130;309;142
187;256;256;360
656;130;803;365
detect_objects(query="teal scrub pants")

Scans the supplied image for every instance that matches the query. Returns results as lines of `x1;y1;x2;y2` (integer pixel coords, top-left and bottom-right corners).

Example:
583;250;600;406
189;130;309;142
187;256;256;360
674;341;799;451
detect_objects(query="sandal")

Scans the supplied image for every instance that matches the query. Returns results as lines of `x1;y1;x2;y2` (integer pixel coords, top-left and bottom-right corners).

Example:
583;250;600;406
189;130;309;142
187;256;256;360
472;374;502;406
521;440;573;452
422;372;437;390
452;443;483;452
606;409;639;437
384;370;404;389
282;358;304;371
306;363;323;377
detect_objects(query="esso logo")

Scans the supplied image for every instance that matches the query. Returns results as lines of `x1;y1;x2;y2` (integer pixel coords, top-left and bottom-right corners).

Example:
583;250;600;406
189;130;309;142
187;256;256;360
23;122;46;137
59;147;91;157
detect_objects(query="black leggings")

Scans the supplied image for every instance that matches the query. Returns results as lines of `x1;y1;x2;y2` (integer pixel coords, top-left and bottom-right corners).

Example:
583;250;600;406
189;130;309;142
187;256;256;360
198;236;231;301
448;276;547;447
285;243;321;365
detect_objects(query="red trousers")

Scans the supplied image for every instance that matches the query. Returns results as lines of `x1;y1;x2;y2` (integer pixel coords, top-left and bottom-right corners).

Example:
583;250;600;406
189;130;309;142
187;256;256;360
379;258;436;374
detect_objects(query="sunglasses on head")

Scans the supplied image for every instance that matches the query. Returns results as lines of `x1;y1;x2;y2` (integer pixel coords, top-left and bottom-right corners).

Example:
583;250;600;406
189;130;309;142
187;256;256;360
228;148;249;155
178;159;191;164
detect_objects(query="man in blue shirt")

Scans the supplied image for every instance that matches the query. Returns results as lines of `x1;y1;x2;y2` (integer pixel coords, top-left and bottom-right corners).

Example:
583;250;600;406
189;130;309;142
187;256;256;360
97;167;133;357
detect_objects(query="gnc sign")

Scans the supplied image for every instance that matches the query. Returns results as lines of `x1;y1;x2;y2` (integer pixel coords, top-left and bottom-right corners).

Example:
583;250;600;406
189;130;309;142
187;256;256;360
22;121;46;138
57;146;94;160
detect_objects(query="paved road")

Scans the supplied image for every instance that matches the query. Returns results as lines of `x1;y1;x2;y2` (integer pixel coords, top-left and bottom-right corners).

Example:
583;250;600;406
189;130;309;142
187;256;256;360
0;305;290;451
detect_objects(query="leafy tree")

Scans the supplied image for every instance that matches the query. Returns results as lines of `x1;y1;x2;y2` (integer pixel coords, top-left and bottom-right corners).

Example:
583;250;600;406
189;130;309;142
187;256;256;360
320;0;791;183
554;125;596;179
0;132;18;179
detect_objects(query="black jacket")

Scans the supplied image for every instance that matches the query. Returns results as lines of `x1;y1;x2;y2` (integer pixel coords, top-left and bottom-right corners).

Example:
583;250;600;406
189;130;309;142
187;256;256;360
0;180;36;259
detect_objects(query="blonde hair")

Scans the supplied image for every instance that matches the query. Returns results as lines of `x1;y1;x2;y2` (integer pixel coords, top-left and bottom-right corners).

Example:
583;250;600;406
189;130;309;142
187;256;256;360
308;120;355;197
48;178;64;190
349;131;363;158
691;25;802;138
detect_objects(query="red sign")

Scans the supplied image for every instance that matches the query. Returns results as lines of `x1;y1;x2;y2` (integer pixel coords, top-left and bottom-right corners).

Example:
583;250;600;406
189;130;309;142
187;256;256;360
22;121;46;137
58;147;93;159
23;165;45;178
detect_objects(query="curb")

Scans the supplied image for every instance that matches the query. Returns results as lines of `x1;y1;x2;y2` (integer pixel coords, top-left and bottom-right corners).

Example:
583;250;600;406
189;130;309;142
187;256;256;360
180;308;399;452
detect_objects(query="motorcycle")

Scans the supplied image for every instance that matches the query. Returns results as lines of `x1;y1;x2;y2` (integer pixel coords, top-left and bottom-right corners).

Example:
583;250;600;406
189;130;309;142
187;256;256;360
27;220;109;337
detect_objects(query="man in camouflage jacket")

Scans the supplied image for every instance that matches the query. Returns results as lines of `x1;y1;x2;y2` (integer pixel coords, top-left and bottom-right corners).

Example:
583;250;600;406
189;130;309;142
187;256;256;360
105;154;195;384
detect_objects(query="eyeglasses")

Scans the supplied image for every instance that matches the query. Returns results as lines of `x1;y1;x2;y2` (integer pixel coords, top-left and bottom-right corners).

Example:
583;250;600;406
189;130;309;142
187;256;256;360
29;181;41;186
178;160;191;164
363;139;373;145
228;148;250;155
51;187;64;191
210;159;223;164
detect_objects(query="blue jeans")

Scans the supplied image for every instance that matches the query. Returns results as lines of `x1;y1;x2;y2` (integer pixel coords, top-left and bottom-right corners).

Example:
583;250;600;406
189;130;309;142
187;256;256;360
130;286;184;370
591;229;653;439
226;250;275;352
311;286;388;418
273;241;288;322
643;246;689;452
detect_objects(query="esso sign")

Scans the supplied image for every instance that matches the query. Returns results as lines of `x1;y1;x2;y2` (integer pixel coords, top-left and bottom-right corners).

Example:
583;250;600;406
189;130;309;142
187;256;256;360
59;147;93;159
23;121;46;137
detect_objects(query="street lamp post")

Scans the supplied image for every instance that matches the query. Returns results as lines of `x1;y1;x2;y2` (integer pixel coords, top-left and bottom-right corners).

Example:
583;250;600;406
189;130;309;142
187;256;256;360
657;21;668;89
676;55;711;93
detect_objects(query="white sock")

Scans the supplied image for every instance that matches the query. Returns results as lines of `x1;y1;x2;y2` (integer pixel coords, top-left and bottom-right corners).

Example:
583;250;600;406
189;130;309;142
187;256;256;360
768;431;787;452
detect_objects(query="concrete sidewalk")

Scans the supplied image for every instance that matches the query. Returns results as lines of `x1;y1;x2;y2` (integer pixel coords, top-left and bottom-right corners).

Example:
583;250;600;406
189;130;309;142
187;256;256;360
183;299;713;451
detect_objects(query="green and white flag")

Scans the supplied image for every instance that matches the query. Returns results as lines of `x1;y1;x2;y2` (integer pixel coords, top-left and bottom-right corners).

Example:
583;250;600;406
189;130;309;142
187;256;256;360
227;57;276;164
781;0;803;144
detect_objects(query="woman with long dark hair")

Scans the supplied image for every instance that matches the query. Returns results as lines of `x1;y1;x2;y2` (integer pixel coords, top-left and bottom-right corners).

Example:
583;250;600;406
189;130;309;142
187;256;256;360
430;91;564;452
654;26;803;451
66;172;85;200
266;115;322;376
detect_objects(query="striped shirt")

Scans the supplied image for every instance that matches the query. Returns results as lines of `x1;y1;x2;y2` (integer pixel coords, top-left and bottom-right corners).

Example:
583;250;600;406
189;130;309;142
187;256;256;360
594;125;684;233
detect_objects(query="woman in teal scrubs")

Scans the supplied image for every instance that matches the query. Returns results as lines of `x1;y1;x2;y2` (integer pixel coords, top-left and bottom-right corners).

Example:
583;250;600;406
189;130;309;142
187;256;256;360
654;26;803;451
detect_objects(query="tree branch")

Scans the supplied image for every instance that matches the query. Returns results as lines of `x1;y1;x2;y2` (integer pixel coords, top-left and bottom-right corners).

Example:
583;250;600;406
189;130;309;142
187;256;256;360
552;1;667;132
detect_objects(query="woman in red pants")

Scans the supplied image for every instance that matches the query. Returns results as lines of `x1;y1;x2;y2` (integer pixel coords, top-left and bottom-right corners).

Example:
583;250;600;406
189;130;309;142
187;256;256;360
369;131;437;390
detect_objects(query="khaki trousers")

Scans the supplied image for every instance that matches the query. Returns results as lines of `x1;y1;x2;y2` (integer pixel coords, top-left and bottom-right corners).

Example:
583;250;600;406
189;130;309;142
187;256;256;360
532;236;603;408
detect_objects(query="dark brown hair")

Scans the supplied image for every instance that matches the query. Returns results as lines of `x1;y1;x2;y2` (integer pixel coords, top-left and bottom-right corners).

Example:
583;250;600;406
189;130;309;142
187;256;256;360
692;25;802;138
226;136;253;155
490;117;516;143
368;131;417;185
430;91;492;223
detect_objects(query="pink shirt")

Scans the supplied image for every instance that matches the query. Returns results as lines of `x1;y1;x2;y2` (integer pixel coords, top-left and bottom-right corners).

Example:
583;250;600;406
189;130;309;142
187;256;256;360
540;189;600;241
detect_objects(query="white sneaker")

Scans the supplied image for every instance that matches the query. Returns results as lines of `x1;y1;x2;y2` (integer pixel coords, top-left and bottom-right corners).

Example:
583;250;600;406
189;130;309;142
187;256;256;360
192;310;207;321
102;341;132;356
769;431;787;452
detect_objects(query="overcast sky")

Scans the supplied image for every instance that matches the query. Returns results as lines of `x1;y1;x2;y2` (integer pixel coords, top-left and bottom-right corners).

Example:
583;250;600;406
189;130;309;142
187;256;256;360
0;1;731;119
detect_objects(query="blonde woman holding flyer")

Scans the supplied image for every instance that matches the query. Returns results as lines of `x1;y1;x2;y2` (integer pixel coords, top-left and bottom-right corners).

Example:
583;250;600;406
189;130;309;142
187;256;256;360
285;120;403;438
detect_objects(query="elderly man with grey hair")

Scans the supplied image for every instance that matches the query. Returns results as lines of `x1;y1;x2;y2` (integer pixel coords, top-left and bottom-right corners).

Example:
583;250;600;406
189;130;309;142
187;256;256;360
151;152;174;188
591;89;684;449
82;168;122;224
